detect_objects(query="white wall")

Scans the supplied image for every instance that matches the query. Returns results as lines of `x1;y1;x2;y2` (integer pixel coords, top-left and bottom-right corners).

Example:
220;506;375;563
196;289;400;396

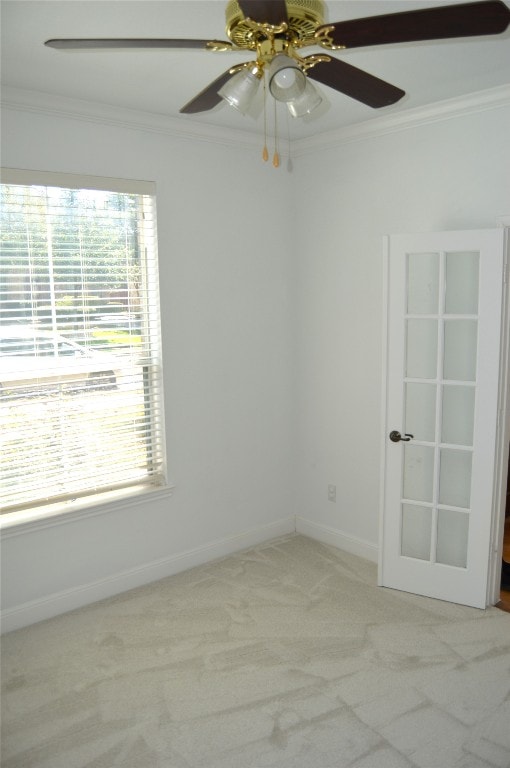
0;99;296;630
293;101;510;558
2;91;509;631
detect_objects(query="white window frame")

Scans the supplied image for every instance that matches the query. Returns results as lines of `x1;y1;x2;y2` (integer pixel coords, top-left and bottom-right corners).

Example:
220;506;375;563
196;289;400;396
0;168;170;529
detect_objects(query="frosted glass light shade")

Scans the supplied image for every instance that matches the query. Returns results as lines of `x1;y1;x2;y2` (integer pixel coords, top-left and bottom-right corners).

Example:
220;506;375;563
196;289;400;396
268;54;306;102
218;69;261;114
287;79;322;117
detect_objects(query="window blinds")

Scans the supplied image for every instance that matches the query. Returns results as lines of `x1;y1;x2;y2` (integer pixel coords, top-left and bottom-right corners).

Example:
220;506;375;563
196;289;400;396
0;174;166;513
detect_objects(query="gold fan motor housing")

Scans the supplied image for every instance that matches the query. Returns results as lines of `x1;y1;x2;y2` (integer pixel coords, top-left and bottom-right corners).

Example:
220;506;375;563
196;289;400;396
225;0;326;49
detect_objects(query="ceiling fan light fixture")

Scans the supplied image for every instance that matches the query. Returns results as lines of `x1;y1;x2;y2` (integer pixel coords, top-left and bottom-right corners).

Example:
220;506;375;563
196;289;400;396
287;78;322;117
268;54;306;103
218;66;261;114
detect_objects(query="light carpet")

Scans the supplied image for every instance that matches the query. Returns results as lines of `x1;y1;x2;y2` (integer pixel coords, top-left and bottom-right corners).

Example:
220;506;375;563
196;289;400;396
1;534;510;768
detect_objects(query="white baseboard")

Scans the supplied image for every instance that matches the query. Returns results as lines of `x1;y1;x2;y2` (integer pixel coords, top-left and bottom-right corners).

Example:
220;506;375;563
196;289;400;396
1;516;295;633
1;516;378;633
295;516;378;564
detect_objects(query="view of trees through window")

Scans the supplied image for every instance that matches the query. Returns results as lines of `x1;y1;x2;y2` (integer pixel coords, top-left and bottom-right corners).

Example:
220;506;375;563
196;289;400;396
1;185;142;344
0;180;165;514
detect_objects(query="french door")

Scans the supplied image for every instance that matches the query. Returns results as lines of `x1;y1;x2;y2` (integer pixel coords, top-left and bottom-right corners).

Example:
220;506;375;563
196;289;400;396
380;229;507;608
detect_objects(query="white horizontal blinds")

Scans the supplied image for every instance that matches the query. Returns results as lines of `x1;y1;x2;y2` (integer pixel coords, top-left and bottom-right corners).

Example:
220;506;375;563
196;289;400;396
0;179;165;512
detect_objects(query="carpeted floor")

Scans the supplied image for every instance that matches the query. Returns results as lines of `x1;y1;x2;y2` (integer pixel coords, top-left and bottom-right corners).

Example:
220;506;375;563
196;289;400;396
2;534;510;768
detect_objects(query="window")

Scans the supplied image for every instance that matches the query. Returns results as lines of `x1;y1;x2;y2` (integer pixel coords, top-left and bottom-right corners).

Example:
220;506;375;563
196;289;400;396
0;170;166;518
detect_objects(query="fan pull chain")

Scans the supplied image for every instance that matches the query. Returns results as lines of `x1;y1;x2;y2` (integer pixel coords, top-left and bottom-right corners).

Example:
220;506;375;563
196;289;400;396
285;108;293;172
273;99;280;168
262;75;269;162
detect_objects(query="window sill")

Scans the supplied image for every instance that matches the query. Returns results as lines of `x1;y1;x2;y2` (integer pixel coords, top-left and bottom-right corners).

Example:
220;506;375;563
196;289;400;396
0;483;175;538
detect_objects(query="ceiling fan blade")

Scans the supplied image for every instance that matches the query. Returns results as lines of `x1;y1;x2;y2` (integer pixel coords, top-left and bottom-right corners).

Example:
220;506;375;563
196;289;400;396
45;38;226;50
318;0;510;49
307;58;405;108
179;68;239;114
237;0;288;25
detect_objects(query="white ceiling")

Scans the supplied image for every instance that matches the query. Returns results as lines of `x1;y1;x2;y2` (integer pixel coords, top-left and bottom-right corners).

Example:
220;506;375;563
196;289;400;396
2;0;510;140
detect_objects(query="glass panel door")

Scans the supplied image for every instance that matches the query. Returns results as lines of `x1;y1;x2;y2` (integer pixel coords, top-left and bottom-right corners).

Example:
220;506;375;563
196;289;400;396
401;250;477;570
381;229;505;608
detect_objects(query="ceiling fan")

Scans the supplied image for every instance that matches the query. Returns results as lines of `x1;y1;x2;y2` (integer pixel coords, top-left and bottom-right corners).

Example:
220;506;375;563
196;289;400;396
45;0;510;120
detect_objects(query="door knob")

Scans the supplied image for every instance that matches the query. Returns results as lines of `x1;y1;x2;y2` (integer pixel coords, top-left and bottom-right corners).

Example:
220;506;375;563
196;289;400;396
389;430;414;443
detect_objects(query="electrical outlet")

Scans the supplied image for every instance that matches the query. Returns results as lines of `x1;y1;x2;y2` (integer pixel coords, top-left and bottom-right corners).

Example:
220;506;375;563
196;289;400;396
328;484;336;503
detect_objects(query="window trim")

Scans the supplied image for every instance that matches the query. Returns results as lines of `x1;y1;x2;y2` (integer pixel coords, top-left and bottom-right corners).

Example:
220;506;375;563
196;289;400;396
1;168;155;196
0;168;169;527
0;484;175;536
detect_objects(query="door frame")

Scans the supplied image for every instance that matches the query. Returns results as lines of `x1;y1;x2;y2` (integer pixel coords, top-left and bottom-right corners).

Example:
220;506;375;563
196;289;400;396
379;228;510;607
487;227;510;605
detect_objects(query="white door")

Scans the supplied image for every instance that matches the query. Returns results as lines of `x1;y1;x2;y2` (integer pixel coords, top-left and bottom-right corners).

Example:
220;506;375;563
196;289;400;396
380;229;506;608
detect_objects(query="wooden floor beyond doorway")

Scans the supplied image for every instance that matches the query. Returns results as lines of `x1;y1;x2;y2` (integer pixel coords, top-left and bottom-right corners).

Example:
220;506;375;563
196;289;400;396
496;516;510;613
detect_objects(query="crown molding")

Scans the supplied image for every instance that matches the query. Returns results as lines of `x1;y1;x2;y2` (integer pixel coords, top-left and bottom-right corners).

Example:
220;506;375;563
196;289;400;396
0;86;264;152
291;84;510;157
2;84;509;158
